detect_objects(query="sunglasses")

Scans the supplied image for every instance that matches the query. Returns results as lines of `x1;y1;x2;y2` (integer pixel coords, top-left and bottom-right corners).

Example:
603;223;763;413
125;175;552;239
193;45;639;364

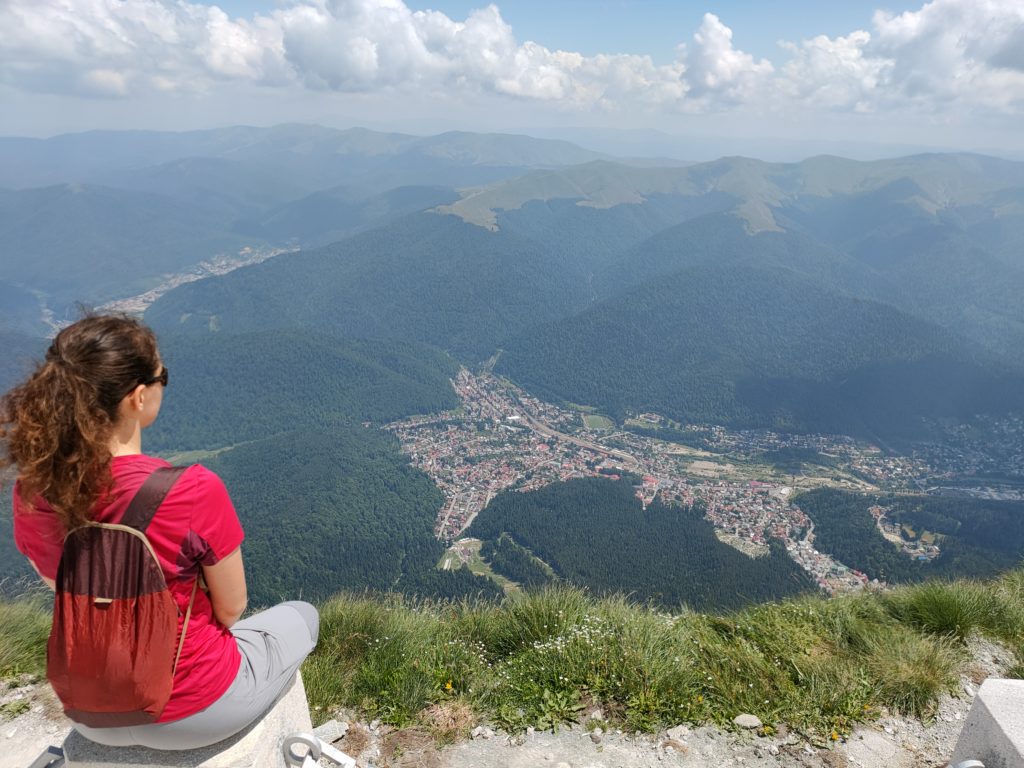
140;366;169;388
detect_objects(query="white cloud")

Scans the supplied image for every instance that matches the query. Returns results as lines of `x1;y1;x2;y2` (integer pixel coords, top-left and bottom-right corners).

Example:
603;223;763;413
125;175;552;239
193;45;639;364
681;13;773;105
0;0;284;96
779;31;889;111
1;0;1023;119
870;0;1024;111
776;0;1024;114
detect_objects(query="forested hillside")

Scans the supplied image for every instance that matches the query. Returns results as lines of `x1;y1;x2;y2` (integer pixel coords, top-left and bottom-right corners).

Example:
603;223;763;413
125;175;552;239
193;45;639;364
136;329;485;602
149;330;458;451
204;429;499;605
497;265;1024;439
796;488;1024;582
239;185;459;247
146;213;590;359
469;477;818;611
593;212;889;303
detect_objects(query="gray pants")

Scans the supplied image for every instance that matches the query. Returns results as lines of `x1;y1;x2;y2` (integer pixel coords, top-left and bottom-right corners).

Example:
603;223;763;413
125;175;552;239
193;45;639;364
73;601;320;750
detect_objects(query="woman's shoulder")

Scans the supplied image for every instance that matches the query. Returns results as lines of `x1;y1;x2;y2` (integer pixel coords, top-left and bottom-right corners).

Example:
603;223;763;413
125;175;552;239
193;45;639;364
167;463;234;509
113;455;225;490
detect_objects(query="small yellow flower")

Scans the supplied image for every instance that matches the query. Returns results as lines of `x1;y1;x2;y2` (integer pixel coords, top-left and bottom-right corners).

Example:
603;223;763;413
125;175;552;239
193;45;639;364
445;680;453;691
830;730;839;741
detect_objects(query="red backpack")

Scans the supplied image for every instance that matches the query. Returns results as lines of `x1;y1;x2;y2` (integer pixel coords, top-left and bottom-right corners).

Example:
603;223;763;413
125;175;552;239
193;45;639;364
47;466;198;727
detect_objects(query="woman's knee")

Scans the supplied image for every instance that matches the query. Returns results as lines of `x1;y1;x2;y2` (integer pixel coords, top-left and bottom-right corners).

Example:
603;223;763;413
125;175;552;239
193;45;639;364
281;600;319;644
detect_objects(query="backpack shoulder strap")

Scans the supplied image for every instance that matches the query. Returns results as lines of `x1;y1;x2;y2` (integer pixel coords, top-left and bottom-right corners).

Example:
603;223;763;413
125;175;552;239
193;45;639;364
119;465;189;532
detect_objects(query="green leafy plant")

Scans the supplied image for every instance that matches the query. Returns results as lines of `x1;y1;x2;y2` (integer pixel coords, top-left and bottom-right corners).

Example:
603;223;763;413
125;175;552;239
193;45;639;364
535;687;583;732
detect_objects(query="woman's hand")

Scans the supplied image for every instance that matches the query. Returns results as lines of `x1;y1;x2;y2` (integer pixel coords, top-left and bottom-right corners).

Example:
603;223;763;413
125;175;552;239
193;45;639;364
201;547;248;628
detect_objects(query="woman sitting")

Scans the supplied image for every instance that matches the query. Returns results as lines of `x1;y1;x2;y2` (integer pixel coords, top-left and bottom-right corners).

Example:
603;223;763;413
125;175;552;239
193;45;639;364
1;314;318;750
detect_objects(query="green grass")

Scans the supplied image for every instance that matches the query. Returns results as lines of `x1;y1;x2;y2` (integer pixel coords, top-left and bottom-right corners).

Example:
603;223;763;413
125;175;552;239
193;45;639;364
160;444;240;465
0;598;50;679
582;414;615;430
438;539;518;593
3;571;1022;739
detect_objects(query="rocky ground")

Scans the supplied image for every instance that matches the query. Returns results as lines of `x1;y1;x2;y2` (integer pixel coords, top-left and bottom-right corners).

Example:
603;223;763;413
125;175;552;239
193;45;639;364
1;636;1016;768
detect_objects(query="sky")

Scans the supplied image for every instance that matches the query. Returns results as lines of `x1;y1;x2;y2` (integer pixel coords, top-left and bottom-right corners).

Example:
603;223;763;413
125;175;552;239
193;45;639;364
2;0;1023;160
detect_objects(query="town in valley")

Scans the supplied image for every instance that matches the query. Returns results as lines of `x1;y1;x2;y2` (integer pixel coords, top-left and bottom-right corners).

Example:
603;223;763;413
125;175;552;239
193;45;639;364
385;369;1024;595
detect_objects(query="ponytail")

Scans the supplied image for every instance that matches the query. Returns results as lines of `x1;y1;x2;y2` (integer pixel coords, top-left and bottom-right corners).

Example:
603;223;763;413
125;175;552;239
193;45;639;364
1;314;160;530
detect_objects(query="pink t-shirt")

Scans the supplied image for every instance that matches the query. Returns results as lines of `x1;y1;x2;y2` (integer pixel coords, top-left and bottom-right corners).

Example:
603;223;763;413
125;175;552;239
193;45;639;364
13;455;244;723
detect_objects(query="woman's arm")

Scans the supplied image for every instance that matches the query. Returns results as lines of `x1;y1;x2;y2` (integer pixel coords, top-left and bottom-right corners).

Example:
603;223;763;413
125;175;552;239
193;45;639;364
28;559;55;591
201;546;248;628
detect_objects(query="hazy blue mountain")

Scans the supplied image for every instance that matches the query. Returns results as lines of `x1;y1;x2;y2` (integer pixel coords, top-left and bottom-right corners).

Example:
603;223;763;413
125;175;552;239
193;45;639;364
0;183;254;307
779;181;1024;364
440;153;1024;234
238;185;459;247
594;212;893;303
0;124;606;191
495;193;738;281
0;125;613;313
0;330;42;394
0;282;46;392
95;156;312;219
0;281;46;336
0;125;419;189
496;265;1023;440
146;212;590;359
967;186;1024;270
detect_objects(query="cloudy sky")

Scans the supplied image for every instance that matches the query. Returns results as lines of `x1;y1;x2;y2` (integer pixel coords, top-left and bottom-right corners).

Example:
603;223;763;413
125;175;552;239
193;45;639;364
2;0;1023;159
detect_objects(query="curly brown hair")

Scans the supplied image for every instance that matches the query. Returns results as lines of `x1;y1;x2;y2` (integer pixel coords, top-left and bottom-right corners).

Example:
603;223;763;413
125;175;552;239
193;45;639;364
0;314;161;530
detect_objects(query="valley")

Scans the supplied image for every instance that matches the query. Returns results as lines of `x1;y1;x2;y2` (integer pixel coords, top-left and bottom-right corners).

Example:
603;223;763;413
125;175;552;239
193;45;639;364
4;125;1024;611
387;367;1024;596
97;245;294;317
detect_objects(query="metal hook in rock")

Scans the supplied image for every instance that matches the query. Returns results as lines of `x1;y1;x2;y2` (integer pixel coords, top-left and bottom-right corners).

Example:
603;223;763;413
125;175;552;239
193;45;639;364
283;731;357;768
283;733;321;766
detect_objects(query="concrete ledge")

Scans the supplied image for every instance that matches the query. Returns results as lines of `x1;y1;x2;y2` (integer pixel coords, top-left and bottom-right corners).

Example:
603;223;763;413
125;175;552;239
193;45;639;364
950;678;1024;768
62;672;312;768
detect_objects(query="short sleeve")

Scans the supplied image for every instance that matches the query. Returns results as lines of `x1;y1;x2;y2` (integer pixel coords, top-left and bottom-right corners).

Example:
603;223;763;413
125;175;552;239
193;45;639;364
187;466;245;566
12;484;66;581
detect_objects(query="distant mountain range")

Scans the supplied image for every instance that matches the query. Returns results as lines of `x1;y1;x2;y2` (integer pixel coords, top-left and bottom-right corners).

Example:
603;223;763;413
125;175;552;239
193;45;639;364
134;145;1024;440
0;124;607;192
4;128;1023;441
0;124;611;317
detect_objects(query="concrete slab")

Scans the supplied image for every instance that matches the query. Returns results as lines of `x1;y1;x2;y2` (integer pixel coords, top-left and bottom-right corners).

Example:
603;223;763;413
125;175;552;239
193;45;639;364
949;678;1024;768
844;729;916;768
62;673;312;768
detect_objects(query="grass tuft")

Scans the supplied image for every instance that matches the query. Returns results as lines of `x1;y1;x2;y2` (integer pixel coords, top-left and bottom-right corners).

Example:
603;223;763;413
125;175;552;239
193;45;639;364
0;598;50;679
883;581;1010;642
